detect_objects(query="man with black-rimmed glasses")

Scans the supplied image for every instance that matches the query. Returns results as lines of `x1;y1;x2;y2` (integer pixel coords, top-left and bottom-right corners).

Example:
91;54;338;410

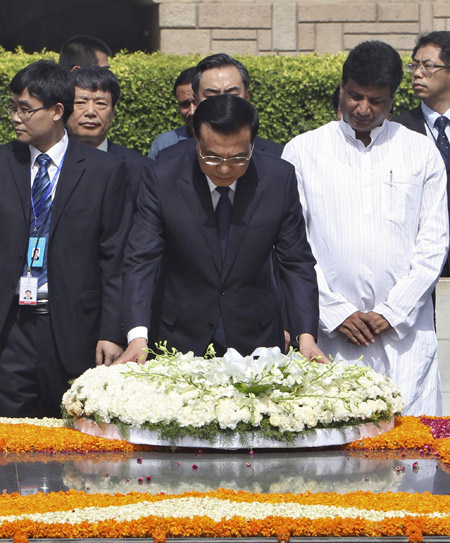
395;31;450;275
0;60;129;418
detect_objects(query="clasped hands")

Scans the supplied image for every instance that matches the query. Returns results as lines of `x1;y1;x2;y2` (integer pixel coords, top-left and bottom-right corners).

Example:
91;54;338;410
337;311;391;346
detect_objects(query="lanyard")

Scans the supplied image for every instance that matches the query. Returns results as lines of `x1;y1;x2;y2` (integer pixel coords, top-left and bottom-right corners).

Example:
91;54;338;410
30;150;67;233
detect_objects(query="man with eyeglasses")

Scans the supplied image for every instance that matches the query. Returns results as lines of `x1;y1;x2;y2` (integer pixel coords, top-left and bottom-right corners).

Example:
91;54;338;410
155;54;290;346
283;41;449;416
115;94;323;364
395;31;450;275
0;60;129;418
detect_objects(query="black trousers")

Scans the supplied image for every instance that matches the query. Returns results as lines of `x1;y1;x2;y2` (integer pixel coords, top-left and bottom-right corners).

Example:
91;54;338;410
0;302;74;418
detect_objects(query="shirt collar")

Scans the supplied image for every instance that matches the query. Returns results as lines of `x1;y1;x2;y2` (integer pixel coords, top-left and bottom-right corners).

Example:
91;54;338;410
29;130;69;168
421;101;450;126
338;118;387;147
206;176;238;193
97;138;109;152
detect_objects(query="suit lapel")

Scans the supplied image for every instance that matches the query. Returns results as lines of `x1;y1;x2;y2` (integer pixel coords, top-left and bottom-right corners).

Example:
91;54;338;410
409;106;427;136
221;160;263;280
416;105;450;175
179;156;223;272
7;142;31;225
401;107;450;174
416;106;450;174
50;139;86;238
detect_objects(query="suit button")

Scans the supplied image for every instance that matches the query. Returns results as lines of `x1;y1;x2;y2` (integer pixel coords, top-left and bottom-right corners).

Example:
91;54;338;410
19;253;24;258
221;291;225;296
208;322;214;329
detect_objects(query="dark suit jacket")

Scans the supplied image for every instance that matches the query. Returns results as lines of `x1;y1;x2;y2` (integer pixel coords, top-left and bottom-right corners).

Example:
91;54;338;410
107;140;151;210
156;134;283;160
394;106;450;275
394;106;427;134
123;144;318;356
0;138;129;374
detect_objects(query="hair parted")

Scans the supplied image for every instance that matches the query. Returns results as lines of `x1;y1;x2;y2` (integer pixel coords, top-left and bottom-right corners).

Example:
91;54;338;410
10;60;74;122
193;94;259;142
192;53;251;95
342;40;403;95
70;67;121;107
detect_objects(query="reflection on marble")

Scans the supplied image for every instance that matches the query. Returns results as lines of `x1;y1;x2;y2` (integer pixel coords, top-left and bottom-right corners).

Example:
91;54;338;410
1;449;449;496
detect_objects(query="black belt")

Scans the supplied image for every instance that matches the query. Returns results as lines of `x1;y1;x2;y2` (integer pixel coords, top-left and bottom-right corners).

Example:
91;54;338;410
20;299;50;315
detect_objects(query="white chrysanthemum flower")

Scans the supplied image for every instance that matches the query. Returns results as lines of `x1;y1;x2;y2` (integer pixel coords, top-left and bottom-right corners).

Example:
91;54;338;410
62;346;403;441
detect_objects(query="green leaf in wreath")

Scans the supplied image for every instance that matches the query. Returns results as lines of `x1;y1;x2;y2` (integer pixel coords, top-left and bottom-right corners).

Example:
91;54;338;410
233;382;272;395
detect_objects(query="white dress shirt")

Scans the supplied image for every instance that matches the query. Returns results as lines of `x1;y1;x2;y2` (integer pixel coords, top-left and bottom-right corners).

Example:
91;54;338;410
282;119;449;416
421;101;450;144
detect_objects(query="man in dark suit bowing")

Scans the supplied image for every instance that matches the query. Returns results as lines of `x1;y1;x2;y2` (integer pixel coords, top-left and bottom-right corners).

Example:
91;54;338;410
116;95;323;364
394;31;450;275
0;60;129;417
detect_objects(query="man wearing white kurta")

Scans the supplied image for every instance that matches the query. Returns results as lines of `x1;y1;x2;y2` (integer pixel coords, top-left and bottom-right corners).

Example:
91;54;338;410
282;40;449;416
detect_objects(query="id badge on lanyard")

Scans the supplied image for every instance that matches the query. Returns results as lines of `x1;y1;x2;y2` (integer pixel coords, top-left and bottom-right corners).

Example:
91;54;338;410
19;275;38;305
18;149;66;306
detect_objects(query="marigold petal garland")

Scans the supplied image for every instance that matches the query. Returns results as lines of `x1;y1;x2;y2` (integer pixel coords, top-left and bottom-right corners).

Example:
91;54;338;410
0;489;449;542
345;416;435;451
2;413;450;542
1;416;450;461
0;422;134;453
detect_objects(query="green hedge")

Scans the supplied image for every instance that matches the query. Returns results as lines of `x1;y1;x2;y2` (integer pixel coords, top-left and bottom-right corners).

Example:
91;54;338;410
0;47;418;155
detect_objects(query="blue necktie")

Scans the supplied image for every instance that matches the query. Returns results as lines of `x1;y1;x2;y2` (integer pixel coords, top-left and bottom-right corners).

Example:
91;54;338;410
435;116;450;165
215;186;232;257
213;186;232;350
29;153;52;286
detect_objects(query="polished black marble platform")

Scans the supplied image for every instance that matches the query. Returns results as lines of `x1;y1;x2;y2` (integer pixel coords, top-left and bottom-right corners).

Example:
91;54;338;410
1;448;449;496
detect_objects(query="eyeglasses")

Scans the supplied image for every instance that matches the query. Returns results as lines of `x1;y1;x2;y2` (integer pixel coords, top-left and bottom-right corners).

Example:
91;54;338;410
7;105;49;119
198;143;254;166
405;62;450;76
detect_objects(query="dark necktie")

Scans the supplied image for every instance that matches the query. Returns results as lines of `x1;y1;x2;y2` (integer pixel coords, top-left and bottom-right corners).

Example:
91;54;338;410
215;186;232;257
435;116;450;165
29;153;52;286
213;186;233;351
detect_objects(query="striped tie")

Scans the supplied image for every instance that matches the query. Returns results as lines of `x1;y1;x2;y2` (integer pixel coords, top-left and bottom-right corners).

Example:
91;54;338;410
29;153;52;286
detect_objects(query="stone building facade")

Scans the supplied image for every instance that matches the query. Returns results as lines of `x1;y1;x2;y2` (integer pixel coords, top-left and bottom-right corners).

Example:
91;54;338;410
154;0;450;56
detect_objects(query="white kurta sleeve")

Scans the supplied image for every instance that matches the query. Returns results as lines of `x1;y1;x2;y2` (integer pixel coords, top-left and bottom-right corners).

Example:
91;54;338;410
373;146;449;340
282;140;359;336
